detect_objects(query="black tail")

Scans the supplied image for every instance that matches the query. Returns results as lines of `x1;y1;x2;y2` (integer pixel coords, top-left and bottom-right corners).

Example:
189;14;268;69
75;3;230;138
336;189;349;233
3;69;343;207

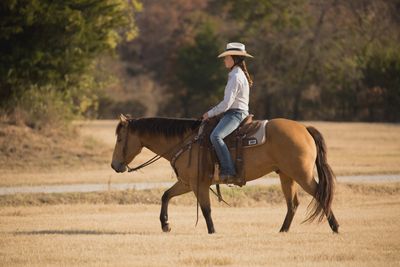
305;126;336;222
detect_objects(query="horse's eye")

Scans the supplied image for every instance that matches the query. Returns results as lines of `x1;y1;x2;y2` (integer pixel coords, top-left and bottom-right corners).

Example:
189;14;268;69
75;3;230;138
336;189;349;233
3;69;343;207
117;138;122;143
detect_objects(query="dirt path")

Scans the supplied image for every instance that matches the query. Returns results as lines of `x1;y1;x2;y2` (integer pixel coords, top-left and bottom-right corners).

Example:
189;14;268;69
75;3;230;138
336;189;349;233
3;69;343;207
0;175;398;195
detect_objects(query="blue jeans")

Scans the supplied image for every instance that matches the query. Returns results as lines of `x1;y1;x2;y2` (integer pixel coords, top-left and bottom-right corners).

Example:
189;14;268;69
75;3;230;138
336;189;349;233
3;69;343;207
210;109;249;175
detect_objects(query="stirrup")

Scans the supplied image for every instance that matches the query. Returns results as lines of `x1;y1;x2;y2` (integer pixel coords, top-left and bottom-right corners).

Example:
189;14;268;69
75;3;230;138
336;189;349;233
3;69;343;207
220;174;245;187
219;174;235;183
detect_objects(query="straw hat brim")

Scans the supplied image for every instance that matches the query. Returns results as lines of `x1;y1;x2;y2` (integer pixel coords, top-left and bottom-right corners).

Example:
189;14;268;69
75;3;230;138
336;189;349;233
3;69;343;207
217;50;254;58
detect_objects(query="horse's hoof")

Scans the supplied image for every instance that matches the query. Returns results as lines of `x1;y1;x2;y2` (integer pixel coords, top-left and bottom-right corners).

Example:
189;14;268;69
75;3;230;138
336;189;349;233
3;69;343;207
162;224;171;232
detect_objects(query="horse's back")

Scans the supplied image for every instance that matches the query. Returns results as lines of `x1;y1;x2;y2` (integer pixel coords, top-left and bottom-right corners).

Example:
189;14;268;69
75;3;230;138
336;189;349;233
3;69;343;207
267;118;315;147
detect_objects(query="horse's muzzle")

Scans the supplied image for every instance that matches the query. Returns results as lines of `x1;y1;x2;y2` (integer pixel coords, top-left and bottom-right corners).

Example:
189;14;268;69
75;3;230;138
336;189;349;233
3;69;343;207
111;161;127;173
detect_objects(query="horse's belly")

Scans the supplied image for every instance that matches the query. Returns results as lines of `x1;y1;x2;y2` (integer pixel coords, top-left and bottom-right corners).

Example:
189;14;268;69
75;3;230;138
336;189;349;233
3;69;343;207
229;143;277;181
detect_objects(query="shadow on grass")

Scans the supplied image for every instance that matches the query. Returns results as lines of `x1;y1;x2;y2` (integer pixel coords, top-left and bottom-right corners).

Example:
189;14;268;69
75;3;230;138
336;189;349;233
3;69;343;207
14;229;141;235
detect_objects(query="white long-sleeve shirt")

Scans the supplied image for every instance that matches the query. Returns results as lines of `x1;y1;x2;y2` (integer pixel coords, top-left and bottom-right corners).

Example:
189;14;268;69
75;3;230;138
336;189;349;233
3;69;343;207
207;66;249;118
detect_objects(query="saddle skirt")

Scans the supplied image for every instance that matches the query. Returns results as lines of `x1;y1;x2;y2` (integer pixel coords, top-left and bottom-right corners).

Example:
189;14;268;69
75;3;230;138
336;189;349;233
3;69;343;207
237;118;268;147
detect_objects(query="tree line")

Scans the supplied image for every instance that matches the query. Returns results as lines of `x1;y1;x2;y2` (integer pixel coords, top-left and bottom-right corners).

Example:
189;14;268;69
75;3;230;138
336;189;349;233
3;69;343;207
120;0;400;121
1;0;399;127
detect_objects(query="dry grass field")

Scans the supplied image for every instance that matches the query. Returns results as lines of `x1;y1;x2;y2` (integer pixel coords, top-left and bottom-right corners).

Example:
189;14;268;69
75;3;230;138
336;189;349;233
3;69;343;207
1;120;400;187
1;183;399;266
307;121;400;175
1;120;400;266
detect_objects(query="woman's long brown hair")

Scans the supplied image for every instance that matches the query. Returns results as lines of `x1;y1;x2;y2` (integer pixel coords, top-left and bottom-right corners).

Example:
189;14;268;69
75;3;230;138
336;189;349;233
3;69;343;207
232;55;253;87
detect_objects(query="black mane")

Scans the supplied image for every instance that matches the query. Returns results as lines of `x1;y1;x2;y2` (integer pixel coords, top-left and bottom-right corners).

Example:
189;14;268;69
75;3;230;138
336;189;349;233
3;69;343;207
116;117;202;138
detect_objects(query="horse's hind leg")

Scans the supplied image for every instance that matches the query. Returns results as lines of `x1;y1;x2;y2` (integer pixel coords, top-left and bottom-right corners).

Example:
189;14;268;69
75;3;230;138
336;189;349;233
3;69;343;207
297;178;339;233
279;173;299;232
160;180;191;232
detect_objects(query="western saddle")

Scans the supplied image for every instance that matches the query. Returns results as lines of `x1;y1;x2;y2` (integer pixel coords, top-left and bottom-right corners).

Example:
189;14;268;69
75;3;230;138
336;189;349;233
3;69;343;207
197;112;266;186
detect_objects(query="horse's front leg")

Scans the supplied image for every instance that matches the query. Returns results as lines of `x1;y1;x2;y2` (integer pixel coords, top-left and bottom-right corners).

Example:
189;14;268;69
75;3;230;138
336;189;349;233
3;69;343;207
160;180;191;232
193;181;215;234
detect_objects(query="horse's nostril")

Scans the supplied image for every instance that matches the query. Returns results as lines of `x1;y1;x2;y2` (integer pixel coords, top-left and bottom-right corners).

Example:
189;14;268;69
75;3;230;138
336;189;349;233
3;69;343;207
111;162;119;171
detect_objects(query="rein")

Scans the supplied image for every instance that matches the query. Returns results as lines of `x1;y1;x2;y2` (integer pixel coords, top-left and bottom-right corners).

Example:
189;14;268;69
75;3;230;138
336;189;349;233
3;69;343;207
127;154;163;172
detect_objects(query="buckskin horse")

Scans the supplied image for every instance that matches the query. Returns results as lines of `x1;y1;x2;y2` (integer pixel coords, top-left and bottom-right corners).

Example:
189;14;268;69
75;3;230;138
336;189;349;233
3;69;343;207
111;114;339;234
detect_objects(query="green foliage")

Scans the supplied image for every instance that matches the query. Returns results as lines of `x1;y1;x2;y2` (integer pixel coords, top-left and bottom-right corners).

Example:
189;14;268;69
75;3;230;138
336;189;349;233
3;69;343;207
174;22;226;117
14;85;74;129
4;0;399;122
0;0;141;126
360;46;400;121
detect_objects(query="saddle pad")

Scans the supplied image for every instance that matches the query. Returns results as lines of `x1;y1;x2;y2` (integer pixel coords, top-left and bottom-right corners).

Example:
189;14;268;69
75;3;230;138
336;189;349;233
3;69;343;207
241;119;268;147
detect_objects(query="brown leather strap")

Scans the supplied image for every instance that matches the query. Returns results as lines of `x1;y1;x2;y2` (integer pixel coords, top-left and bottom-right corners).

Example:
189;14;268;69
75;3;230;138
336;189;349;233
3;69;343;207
235;132;246;186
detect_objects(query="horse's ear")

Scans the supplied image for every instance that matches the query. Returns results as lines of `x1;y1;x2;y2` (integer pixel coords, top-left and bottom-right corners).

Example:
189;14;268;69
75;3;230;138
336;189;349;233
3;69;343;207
120;114;128;124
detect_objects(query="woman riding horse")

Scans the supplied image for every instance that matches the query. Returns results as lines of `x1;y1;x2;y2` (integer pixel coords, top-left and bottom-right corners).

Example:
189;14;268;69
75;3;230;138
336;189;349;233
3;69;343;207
111;43;340;235
202;42;253;184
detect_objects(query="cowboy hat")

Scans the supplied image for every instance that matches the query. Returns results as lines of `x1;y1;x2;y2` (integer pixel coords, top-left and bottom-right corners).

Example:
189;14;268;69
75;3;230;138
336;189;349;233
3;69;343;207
217;42;254;58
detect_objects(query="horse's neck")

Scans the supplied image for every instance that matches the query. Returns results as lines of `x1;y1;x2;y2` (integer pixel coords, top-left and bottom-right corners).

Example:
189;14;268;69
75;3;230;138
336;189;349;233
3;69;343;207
138;132;191;161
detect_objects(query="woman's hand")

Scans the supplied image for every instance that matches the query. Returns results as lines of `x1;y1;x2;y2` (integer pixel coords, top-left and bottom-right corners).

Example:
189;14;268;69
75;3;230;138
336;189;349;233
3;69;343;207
202;112;209;121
